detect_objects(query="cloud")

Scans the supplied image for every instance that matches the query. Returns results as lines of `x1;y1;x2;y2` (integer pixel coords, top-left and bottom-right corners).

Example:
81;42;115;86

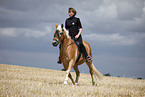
0;26;52;38
94;1;117;19
78;0;145;35
0;0;69;28
84;33;145;46
116;0;145;20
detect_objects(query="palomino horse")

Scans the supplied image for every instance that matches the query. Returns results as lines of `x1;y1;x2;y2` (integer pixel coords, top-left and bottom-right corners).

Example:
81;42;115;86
52;24;102;85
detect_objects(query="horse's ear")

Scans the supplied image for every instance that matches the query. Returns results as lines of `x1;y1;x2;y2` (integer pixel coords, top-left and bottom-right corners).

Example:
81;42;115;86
61;24;64;31
56;24;58;28
61;24;63;28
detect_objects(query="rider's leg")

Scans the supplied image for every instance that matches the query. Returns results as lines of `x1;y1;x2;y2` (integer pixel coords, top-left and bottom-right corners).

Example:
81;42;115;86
79;42;92;61
75;36;92;62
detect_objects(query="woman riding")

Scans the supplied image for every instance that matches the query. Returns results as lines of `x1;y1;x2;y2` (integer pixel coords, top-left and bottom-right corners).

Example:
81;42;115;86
57;7;92;64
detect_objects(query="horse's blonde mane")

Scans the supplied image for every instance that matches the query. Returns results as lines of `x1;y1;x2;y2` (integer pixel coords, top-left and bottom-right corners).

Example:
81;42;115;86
57;25;70;39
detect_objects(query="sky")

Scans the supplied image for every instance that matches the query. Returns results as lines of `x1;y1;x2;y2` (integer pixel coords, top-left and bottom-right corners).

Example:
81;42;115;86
0;0;145;79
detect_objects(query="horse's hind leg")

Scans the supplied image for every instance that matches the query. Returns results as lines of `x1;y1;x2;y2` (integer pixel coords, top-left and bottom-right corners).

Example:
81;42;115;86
86;61;95;85
73;65;80;85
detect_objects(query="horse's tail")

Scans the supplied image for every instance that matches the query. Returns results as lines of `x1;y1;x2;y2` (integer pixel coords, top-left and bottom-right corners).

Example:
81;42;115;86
92;63;103;80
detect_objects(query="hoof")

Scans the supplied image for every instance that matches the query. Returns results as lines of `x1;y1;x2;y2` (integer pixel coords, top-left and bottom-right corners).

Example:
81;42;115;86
92;82;95;86
92;83;98;86
75;83;79;85
64;81;68;85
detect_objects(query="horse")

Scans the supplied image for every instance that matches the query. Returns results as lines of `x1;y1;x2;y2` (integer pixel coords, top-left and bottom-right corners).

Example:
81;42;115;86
52;24;102;85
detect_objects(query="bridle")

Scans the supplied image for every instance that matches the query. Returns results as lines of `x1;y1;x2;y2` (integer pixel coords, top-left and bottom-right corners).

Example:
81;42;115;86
53;29;65;44
52;27;75;51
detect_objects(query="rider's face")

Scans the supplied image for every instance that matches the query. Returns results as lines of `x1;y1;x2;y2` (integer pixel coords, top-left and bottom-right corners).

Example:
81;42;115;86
69;10;74;17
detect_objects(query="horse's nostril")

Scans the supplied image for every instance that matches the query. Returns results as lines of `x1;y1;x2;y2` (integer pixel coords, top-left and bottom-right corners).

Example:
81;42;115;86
52;42;55;45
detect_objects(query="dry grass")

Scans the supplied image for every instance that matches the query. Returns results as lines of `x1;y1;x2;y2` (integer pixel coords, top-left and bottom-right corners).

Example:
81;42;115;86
0;64;145;97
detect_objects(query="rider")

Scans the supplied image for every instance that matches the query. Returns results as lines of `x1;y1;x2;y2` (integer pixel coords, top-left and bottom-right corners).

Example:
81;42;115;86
57;7;92;64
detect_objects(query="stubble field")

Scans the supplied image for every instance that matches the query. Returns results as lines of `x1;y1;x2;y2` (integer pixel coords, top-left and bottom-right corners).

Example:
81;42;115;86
0;64;145;97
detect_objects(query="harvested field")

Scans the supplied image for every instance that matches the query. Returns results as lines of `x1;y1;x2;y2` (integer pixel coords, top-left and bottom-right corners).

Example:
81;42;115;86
0;64;145;97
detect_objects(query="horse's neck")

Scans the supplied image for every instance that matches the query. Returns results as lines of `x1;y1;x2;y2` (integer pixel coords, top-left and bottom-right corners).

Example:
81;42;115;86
60;35;70;46
60;34;72;49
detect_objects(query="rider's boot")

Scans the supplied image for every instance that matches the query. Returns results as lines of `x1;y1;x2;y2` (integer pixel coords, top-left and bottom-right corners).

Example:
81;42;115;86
57;56;62;64
80;43;92;62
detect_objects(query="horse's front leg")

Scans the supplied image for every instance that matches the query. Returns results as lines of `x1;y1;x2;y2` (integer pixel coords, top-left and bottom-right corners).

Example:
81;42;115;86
64;70;69;84
64;59;75;85
64;72;75;85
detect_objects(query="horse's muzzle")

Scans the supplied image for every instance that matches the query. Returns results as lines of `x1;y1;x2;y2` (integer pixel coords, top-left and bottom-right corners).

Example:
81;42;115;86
52;39;59;47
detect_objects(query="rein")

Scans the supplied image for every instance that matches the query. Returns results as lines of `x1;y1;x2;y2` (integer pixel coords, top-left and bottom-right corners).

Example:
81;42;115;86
66;42;74;48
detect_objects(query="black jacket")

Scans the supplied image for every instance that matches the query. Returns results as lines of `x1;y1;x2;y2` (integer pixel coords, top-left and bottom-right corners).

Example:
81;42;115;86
65;16;88;57
65;16;82;37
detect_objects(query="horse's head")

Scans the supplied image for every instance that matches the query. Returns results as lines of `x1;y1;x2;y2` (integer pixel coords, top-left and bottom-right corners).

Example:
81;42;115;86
52;24;65;47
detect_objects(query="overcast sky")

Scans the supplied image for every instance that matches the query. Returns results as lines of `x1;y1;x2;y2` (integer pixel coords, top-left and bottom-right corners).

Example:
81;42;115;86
0;0;145;78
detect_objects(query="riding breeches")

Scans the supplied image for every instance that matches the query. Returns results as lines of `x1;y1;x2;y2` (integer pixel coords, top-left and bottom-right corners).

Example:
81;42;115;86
71;35;88;58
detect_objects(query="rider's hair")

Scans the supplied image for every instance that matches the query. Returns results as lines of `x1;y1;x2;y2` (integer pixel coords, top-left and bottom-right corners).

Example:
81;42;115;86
68;7;77;16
